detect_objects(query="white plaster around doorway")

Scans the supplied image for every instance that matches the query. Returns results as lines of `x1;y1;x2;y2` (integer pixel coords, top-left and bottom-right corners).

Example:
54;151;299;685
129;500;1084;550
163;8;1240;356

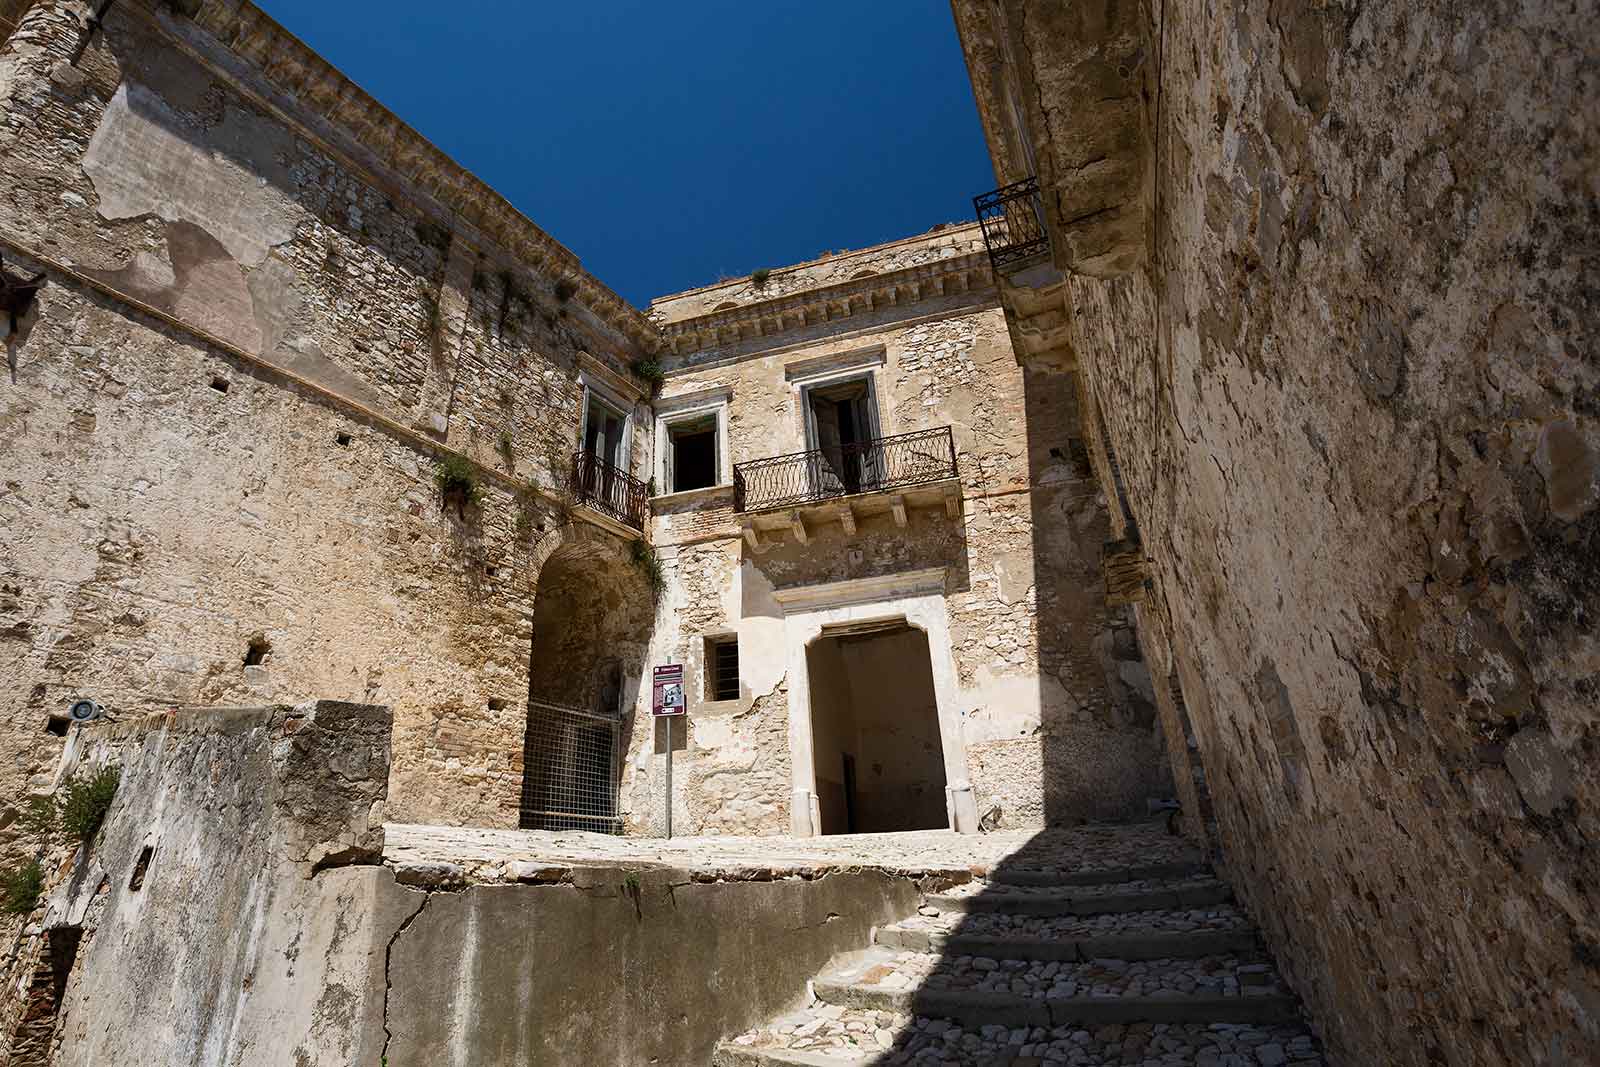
771;567;979;836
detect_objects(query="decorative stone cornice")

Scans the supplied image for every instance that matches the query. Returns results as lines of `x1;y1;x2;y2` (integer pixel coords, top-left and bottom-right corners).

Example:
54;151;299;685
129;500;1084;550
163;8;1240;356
134;0;660;352
658;252;996;359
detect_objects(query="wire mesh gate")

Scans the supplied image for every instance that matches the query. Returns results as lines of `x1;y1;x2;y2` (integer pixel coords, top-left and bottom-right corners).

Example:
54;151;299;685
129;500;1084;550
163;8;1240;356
518;700;623;833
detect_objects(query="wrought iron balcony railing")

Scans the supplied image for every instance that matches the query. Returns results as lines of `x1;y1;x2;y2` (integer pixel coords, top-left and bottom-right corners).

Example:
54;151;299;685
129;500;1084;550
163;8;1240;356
733;425;958;513
974;176;1051;272
570;451;649;531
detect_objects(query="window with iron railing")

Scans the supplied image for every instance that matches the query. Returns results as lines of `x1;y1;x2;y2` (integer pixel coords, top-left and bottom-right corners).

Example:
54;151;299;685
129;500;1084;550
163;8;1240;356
569;451;649;531
732;425;958;513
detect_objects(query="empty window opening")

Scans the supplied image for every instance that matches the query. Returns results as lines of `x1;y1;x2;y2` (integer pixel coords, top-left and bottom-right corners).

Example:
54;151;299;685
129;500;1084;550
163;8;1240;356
45;715;69;737
209;376;229;393
335;432;352;447
668;416;718;492
128;845;154;891
806;624;946;834
804;378;878;495
705;635;740;702
243;637;270;667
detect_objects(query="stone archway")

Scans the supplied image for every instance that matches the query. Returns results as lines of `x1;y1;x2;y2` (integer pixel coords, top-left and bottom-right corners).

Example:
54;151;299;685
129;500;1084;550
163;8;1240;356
518;521;654;832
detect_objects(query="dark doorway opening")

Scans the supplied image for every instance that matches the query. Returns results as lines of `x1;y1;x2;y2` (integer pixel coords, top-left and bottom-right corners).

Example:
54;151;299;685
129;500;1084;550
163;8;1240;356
806;623;947;834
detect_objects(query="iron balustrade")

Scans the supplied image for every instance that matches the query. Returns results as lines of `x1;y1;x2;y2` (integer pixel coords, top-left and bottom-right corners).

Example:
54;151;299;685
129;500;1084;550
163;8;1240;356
570;450;649;531
733;425;958;513
974;176;1051;271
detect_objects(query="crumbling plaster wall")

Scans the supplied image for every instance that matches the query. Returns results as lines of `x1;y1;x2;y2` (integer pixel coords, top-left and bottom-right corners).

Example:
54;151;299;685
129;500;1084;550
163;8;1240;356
1046;1;1598;1064
0;0;649;949
641;292;1165;834
33;702;404;1067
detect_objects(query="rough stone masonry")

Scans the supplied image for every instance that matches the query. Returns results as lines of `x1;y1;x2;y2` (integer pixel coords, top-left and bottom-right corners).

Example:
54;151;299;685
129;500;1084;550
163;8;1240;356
0;0;1592;1064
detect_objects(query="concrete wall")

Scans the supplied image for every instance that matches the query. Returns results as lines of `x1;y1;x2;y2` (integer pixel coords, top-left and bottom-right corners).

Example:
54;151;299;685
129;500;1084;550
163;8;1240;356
953;0;1600;1063
5;702;930;1067
32;702;402;1067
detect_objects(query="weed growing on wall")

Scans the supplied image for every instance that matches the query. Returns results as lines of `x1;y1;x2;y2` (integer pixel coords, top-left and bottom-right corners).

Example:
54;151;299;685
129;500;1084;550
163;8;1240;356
630;358;664;394
60;766;122;843
750;267;771;288
630;539;666;598
24;765;122;847
1;860;43;915
434;453;481;514
553;278;578;303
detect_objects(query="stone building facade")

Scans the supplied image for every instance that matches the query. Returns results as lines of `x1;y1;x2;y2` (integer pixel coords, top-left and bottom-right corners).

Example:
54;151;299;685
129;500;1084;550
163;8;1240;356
625;224;1164;837
950;2;1599;1065
0;0;1168;1022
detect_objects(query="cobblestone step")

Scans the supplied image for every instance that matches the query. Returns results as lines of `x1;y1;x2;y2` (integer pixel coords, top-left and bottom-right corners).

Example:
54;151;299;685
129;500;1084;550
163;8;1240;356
715;1004;1325;1065
877;922;1260;962
987;860;1212;889
810;947;1297;1029
924;877;1233;918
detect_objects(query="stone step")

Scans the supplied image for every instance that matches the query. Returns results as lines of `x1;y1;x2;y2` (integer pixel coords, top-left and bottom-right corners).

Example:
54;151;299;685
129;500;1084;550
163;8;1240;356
877;921;1260;962
716;1004;1326;1065
879;903;1257;961
924;876;1233;917
987;859;1212;888
812;947;1297;1029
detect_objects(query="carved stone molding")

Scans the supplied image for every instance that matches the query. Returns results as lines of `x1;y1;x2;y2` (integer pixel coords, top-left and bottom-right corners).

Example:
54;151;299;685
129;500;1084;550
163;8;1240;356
658;252;997;358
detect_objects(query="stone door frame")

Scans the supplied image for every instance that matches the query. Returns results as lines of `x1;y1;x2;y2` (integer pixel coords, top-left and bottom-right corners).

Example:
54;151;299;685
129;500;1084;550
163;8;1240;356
772;566;978;836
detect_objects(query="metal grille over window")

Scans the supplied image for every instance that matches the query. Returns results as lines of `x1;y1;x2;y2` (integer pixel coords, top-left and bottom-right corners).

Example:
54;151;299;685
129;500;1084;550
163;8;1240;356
707;637;740;701
518;700;622;834
973;176;1051;272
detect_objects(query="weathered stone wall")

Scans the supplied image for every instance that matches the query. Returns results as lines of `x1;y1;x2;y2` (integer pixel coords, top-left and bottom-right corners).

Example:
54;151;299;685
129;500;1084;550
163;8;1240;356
959;0;1599;1062
639;239;1167;836
0;0;654;983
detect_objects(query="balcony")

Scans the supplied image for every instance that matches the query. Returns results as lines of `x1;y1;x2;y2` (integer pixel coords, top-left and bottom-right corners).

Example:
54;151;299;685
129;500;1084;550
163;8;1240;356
733;426;960;545
974;176;1051;273
570;451;649;532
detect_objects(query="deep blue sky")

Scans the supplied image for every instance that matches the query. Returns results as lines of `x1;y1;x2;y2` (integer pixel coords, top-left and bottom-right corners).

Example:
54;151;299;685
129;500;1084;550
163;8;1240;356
255;2;994;307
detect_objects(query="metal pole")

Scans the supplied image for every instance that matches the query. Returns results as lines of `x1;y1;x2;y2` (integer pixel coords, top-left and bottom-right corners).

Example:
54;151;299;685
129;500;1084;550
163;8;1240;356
664;713;673;839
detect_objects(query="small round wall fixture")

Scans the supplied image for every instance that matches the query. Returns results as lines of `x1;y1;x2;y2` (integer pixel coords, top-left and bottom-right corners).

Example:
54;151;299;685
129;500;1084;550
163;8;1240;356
67;697;103;723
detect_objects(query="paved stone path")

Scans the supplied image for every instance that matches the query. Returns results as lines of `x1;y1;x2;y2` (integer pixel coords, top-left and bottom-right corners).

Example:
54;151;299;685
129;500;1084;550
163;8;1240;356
714;824;1328;1066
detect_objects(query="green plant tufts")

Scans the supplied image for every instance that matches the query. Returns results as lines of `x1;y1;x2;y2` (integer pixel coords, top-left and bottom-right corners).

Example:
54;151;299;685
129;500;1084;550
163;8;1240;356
750;267;771;288
434;453;481;512
2;860;43;916
630;539;666;598
60;765;121;843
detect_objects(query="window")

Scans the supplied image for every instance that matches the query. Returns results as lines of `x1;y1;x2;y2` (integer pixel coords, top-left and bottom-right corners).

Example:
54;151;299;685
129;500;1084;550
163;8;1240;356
653;387;731;496
666;415;718;493
705;635;740;702
802;375;880;494
582;391;628;468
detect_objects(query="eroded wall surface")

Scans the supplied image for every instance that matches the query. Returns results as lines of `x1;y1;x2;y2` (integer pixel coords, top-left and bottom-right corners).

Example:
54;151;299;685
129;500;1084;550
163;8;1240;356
1008;1;1598;1063
0;2;661;992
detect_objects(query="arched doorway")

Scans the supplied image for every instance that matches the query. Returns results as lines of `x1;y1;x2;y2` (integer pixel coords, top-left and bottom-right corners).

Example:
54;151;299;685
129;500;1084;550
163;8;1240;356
519;525;653;832
805;622;948;834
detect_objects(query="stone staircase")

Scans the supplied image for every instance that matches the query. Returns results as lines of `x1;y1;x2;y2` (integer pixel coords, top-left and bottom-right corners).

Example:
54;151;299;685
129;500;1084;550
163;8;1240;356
714;859;1326;1066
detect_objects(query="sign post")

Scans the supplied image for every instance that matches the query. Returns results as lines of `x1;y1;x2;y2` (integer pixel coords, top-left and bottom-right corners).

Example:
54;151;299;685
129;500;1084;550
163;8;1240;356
651;664;686;838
